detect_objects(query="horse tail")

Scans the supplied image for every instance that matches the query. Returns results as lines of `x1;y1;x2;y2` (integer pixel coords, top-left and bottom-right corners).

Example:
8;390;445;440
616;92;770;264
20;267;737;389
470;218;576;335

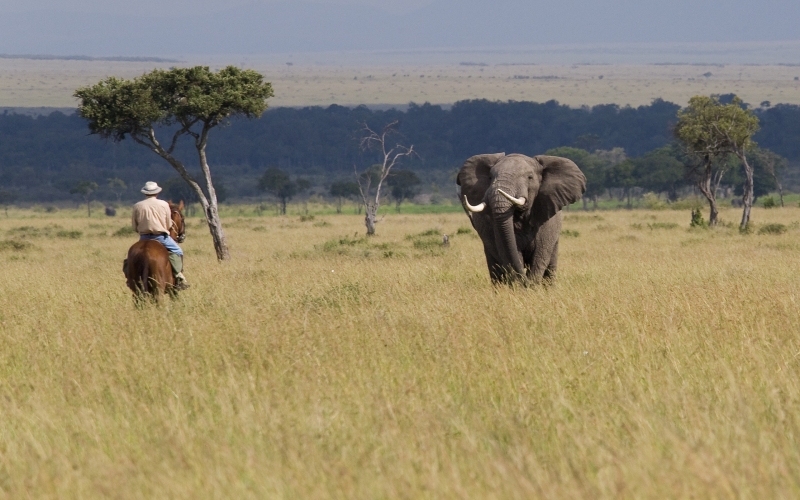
141;258;150;295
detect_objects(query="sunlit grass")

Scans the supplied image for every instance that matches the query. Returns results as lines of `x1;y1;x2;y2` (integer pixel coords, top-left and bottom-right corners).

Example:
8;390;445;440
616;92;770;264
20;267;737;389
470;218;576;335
2;206;800;498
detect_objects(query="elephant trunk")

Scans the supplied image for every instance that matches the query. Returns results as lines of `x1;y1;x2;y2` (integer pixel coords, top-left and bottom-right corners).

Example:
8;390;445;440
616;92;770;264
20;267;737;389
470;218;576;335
491;189;526;282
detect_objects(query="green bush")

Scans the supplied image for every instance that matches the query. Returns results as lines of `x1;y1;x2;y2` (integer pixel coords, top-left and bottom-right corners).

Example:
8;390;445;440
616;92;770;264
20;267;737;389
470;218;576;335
456;226;472;235
758;223;788;235
113;226;137;237
56;230;82;239
648;222;679;230
0;240;33;251
642;192;667;210
690;209;707;228
561;229;580;237
762;197;777;209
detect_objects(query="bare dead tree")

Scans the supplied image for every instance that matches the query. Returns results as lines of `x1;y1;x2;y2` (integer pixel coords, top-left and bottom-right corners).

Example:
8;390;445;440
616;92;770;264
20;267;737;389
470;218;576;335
757;149;787;207
355;121;416;235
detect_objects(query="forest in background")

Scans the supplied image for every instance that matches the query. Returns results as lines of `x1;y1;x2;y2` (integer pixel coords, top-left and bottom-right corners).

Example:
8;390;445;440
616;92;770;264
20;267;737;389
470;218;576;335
0;97;798;204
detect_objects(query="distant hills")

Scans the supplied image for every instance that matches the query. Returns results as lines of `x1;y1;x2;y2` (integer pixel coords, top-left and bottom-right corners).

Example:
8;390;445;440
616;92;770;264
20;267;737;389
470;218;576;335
0;54;180;63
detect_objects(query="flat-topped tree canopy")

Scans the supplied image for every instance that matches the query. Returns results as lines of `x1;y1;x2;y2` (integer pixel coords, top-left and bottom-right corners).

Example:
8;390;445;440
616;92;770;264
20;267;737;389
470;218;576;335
74;66;274;261
75;65;273;141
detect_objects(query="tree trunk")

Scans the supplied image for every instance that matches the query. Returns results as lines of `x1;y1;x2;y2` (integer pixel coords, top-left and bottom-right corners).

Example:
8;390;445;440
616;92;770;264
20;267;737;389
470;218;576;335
365;202;377;236
696;158;720;227
582;198;588;210
778;183;785;207
205;203;230;260
140;126;231;261
739;154;754;230
196;128;230;260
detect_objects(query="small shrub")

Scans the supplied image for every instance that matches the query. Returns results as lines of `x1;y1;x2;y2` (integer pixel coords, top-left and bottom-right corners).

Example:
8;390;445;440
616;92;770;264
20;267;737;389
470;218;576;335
642;192;667;210
113;226;137;237
413;238;440;250
411;229;441;238
319;235;366;252
313;221;331;227
299;215;315;222
762;197;777;209
252;226;267;232
648;222;678;230
630;223;643;230
0;240;32;251
56;230;83;239
456;226;472;235
758;223;788;235
670;198;705;211
561;229;580;237
45;206;58;213
690;209;706;228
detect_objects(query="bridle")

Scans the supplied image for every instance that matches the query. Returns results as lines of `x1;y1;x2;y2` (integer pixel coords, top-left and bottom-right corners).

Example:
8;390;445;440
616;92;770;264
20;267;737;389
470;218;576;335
170;206;186;243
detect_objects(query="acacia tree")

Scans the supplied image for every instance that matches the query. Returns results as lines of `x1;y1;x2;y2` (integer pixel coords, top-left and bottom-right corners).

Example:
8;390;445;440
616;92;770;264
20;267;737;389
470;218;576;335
387;169;421;212
74;66;274;260
355;121;415;235
329;181;360;214
70;181;98;217
754;148;787;207
106;177;126;204
258;167;308;215
675;95;759;228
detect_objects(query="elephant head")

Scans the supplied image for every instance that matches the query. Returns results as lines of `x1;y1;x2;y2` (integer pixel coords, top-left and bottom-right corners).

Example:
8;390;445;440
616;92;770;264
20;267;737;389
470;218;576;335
457;153;586;284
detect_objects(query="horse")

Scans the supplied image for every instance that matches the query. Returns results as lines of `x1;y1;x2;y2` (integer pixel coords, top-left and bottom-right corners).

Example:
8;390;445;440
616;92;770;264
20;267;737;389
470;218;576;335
123;200;186;301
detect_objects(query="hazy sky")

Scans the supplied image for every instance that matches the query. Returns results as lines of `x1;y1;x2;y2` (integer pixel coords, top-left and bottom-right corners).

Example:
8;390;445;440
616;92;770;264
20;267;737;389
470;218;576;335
1;0;799;59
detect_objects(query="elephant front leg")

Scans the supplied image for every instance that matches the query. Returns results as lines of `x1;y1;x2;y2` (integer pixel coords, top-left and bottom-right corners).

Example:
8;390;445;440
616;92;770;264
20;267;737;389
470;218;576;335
526;215;563;284
484;248;506;284
542;240;558;283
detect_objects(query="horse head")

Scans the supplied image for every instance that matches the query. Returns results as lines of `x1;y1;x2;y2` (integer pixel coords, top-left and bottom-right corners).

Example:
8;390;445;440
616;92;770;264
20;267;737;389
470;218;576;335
169;200;186;243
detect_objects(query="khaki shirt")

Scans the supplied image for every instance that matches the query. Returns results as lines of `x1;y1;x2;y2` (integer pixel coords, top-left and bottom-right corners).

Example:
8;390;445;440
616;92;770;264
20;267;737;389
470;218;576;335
132;197;172;235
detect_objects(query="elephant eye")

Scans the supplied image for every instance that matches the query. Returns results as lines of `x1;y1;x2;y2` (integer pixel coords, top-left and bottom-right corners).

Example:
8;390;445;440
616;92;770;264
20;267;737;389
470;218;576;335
528;175;533;179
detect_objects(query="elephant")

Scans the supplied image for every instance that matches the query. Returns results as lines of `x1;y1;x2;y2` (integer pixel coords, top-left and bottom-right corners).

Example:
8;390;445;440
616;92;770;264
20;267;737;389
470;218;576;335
456;153;586;286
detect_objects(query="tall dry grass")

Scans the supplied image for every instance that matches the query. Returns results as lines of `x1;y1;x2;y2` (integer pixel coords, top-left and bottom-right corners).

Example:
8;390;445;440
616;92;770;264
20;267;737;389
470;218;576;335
1;206;800;498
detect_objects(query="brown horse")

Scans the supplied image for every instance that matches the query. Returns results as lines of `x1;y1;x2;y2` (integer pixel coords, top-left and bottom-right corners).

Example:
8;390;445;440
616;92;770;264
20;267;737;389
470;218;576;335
124;200;186;300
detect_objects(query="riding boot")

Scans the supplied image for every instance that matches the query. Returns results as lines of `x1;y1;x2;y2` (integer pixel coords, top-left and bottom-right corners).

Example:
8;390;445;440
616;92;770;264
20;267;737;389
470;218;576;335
168;253;190;290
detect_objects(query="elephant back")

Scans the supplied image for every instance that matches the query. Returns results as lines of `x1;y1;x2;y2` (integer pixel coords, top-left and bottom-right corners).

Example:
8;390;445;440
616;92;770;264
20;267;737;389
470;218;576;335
457;153;505;207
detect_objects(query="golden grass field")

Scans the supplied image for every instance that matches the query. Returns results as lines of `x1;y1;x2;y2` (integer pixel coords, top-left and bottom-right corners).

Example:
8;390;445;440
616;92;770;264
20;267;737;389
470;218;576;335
2;57;799;109
2;203;800;498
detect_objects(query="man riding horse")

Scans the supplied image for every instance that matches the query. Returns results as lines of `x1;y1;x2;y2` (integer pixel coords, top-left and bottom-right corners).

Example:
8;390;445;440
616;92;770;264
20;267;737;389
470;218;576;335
131;181;190;290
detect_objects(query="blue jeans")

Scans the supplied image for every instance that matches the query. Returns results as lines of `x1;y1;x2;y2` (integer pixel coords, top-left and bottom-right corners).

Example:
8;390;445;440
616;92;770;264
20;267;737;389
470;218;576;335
140;233;183;256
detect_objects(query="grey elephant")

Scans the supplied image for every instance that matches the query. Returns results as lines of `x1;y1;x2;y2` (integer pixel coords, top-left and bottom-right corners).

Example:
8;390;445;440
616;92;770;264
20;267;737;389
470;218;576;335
457;153;586;285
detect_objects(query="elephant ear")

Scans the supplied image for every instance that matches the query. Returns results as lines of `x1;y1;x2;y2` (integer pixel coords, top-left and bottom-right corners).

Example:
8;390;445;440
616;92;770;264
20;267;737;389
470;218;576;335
531;155;586;224
457;153;505;208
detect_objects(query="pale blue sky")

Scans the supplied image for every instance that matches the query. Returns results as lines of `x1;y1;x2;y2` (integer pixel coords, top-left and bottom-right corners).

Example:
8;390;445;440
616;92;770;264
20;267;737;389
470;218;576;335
1;0;798;58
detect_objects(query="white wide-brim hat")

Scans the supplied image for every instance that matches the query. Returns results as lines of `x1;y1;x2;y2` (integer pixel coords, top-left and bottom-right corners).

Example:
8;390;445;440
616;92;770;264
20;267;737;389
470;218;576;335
141;181;162;195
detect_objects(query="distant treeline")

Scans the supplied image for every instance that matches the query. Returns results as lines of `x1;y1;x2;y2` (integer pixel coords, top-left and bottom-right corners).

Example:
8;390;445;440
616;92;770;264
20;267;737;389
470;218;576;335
1;98;799;202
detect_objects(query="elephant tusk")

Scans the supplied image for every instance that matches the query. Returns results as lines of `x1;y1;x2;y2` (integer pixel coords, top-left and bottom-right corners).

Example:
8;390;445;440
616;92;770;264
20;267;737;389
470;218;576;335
464;196;486;213
497;189;526;207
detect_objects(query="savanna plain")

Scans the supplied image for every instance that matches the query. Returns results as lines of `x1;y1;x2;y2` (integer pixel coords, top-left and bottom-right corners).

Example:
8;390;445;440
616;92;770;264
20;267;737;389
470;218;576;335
2;204;800;498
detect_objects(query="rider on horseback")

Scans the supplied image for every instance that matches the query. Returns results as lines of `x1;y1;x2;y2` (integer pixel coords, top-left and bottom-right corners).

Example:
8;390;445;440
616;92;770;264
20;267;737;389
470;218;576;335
132;181;190;290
